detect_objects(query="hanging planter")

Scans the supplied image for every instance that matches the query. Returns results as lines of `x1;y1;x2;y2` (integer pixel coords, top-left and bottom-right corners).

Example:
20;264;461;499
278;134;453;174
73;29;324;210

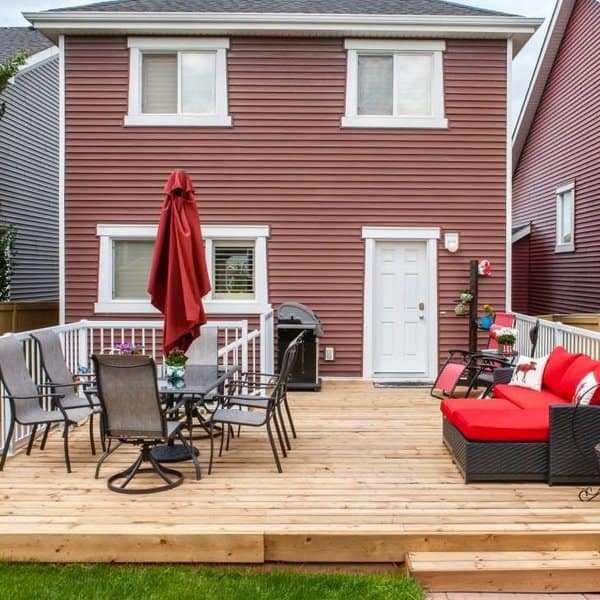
459;290;474;304
454;303;468;317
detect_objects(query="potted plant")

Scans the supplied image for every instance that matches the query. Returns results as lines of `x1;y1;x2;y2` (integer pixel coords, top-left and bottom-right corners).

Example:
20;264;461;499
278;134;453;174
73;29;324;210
480;304;494;330
164;347;188;381
459;290;474;304
114;342;143;355
495;327;518;354
454;303;468;317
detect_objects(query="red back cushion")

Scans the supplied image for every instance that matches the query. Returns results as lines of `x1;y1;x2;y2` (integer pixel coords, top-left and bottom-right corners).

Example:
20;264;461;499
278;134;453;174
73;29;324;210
542;346;581;395
556;355;600;401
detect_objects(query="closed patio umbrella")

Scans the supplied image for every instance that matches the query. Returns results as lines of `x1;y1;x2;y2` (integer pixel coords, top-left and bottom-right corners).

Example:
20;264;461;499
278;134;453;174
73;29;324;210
148;170;211;354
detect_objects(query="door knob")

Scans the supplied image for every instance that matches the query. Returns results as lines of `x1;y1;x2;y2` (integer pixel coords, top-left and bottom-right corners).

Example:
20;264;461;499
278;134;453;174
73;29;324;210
418;302;425;311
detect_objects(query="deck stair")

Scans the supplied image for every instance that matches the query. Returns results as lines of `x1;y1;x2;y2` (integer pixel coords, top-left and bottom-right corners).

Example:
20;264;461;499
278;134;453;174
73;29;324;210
406;550;600;593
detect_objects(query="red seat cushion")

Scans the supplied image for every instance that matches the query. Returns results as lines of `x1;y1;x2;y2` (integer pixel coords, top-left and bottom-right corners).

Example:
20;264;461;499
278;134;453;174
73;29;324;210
440;397;517;420
542;346;581;396
555;355;600;401
449;408;549;442
494;384;567;409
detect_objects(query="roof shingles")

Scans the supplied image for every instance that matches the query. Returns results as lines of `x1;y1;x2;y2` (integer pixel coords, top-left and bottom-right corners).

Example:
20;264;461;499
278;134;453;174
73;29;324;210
0;28;54;63
48;0;509;17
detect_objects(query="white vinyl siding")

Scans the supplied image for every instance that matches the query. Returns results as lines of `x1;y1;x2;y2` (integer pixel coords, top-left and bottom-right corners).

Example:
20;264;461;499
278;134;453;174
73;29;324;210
343;39;447;129
126;37;231;127
556;183;575;253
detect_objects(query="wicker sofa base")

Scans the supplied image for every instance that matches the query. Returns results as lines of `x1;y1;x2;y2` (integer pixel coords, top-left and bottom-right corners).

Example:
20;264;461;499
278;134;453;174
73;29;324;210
442;418;548;483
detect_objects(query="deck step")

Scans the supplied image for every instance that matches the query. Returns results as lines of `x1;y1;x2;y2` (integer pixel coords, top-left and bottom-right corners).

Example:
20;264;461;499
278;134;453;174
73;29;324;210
406;551;600;593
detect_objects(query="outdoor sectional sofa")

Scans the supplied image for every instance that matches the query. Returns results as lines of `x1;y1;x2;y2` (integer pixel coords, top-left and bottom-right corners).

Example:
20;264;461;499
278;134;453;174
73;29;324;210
441;346;600;484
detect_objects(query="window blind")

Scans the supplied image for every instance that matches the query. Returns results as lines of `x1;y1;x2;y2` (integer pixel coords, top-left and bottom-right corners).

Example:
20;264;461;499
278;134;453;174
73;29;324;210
357;55;393;116
212;241;255;299
113;240;154;299
142;53;177;114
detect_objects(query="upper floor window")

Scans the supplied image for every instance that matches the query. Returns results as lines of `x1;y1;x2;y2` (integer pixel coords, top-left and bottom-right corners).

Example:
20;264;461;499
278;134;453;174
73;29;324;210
342;40;447;129
556;182;575;253
125;37;231;127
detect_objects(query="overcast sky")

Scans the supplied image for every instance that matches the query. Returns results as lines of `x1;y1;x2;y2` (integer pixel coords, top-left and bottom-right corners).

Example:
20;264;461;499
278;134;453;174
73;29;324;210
1;0;557;120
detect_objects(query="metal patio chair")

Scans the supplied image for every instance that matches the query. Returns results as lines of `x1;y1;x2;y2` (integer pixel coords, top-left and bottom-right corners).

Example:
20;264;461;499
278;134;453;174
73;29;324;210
0;336;94;473
92;354;200;494
206;333;302;474
33;330;102;453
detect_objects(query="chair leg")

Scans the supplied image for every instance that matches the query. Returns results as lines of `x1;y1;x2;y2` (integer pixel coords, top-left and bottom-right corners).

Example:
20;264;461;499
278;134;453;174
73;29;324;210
177;430;201;481
63;421;72;473
219;422;225;457
277;402;291;451
0;417;15;471
89;413;96;456
208;421;215;475
273;410;287;458
40;423;51;451
95;439;123;479
266;420;283;473
283;397;297;439
26;424;38;456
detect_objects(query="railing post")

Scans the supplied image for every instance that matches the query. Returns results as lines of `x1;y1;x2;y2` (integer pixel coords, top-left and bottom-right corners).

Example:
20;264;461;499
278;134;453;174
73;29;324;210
78;320;89;372
241;319;249;374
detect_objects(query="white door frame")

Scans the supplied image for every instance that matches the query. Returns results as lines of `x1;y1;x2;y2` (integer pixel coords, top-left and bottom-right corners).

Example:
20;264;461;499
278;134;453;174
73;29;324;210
362;226;440;381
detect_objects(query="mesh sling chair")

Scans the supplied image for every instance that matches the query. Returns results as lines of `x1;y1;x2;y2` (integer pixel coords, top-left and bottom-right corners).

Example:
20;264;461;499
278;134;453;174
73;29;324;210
229;331;305;451
92;354;201;494
32;330;103;454
0;336;94;473
207;333;302;474
431;312;516;399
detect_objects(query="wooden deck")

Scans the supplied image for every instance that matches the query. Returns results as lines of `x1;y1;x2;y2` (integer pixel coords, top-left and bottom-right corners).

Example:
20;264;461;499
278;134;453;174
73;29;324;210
1;381;600;565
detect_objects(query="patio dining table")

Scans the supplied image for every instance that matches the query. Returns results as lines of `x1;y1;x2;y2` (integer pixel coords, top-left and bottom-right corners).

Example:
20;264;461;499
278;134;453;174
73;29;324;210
151;364;240;464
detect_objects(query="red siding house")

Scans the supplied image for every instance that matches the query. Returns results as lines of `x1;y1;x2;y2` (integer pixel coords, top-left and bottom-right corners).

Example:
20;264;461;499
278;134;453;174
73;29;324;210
26;0;539;380
512;0;600;315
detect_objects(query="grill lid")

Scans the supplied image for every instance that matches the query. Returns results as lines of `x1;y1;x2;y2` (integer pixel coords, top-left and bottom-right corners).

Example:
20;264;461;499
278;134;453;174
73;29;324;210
278;302;323;335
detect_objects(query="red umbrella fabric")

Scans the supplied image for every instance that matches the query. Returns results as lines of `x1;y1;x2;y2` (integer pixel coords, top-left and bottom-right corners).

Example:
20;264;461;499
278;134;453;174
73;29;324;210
148;170;211;354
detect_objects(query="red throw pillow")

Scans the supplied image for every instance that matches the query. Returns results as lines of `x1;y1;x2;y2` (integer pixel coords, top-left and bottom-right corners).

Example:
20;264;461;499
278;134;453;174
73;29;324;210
573;365;600;405
542;346;581;395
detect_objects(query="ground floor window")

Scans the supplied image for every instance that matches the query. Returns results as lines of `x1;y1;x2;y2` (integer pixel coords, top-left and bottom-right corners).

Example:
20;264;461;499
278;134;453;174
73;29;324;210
95;224;269;314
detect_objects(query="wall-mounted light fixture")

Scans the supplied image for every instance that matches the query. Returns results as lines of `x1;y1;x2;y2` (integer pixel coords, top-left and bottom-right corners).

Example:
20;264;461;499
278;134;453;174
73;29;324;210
444;232;459;253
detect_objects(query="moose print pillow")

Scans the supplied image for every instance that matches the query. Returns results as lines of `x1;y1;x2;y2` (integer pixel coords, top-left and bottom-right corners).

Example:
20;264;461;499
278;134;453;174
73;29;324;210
509;355;548;391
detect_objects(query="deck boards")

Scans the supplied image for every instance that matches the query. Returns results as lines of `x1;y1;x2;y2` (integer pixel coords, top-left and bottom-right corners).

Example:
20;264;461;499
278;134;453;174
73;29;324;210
1;381;600;563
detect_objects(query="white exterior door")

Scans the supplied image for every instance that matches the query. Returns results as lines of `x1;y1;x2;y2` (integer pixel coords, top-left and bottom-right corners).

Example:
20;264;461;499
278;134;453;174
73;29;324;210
371;240;430;379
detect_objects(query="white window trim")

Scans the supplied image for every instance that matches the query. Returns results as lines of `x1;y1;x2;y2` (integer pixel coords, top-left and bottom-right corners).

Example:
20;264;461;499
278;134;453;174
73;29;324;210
95;224;270;315
342;39;448;129
555;182;575;253
125;37;232;127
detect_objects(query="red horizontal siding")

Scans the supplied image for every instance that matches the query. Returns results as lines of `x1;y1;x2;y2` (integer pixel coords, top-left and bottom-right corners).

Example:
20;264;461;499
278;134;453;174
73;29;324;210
513;0;600;315
64;35;507;376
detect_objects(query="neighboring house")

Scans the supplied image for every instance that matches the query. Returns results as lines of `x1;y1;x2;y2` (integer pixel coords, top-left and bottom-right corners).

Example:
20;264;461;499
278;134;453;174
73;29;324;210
26;0;539;380
512;0;600;315
0;28;59;301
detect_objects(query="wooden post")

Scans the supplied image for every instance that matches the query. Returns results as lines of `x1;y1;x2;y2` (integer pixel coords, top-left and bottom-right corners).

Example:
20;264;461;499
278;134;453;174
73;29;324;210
469;260;479;354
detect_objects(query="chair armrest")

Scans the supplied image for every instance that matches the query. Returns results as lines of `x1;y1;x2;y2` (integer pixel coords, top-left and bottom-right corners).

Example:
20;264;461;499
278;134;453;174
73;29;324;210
493;367;514;385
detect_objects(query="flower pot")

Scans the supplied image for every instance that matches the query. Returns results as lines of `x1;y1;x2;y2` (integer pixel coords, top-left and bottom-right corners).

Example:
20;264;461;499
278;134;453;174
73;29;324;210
499;344;514;354
454;303;468;317
165;365;185;381
479;315;493;330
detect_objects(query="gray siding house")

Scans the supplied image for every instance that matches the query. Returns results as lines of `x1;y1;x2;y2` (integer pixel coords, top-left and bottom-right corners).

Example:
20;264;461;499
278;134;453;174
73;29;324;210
0;28;59;301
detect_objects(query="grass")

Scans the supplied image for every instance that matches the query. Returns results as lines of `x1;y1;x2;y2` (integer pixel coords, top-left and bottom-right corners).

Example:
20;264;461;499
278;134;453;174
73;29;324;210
0;563;425;600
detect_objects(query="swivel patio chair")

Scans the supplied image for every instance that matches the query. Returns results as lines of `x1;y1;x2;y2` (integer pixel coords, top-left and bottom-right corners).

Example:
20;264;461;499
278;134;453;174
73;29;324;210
206;333;302;474
33;330;102;453
92;354;200;494
0;336;94;473
431;312;516;399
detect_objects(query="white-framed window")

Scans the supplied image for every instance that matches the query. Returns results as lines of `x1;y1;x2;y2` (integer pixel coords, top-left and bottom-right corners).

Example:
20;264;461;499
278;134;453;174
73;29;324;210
342;40;447;129
555;182;575;253
95;224;269;314
125;37;231;127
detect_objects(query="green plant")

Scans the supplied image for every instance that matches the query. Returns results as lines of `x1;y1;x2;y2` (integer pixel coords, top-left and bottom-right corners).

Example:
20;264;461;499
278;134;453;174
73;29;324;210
482;303;494;315
454;303;468;316
165;347;188;367
0;225;15;302
495;327;517;345
459;290;473;303
0;50;29;119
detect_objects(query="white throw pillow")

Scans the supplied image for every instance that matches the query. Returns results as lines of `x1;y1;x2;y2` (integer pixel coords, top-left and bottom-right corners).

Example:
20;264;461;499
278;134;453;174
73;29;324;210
509;355;548;391
574;370;600;405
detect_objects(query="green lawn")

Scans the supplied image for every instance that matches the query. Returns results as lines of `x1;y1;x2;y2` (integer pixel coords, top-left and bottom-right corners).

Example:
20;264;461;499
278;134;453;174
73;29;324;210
0;564;424;600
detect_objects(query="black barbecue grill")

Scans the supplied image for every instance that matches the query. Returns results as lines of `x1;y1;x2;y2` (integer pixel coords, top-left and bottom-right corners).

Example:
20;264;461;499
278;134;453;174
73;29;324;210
277;302;324;391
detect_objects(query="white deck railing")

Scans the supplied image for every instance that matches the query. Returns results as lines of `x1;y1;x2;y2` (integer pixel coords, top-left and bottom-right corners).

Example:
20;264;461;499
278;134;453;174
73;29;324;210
514;312;600;359
1;311;274;456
